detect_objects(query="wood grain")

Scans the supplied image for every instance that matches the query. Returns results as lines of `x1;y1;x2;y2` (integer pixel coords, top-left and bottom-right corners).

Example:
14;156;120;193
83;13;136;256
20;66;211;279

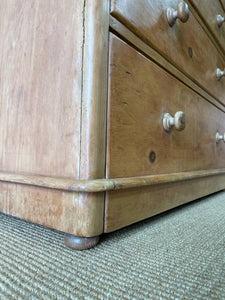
0;171;113;192
0;183;79;235
220;0;225;12
0;0;109;237
0;0;84;236
109;16;225;113
0;179;104;237
1;0;225;242
188;0;225;56
112;168;225;190
186;0;225;61
104;174;225;232
80;0;109;180
0;0;82;178
1;168;225;192
107;34;225;178
111;0;225;106
76;0;110;237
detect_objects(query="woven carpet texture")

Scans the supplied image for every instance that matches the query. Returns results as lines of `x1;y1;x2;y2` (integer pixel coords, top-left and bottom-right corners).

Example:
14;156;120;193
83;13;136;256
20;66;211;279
0;191;225;299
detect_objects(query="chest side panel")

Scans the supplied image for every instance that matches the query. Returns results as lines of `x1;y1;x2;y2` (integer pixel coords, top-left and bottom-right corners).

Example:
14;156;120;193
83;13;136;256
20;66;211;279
0;0;83;177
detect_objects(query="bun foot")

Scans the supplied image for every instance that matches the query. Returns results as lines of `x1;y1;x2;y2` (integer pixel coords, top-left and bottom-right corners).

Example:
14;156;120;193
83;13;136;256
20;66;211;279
64;233;100;250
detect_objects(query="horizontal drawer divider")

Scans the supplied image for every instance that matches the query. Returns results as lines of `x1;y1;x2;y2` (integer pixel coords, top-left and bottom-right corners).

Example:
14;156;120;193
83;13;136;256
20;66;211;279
0;169;224;193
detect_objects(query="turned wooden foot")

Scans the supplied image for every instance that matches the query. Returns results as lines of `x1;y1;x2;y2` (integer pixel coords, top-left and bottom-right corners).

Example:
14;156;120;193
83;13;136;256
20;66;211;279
64;233;100;250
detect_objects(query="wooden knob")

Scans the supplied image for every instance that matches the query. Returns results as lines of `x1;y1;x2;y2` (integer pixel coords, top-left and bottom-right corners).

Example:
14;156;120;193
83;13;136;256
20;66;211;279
166;2;190;27
216;68;225;81
216;132;225;143
217;14;225;27
163;111;186;132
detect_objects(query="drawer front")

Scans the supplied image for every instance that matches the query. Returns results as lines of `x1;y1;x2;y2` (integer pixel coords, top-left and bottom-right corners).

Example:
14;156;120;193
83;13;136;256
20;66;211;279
189;0;225;53
220;0;225;10
107;34;225;178
111;0;225;105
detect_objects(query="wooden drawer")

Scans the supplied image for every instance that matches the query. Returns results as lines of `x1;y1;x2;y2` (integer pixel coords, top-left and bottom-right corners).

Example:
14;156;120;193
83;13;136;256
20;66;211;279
189;0;225;54
111;0;225;106
220;0;225;11
107;34;225;178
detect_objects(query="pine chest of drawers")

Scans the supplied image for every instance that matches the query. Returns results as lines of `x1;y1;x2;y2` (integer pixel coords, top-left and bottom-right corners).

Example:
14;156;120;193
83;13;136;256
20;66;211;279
1;0;225;250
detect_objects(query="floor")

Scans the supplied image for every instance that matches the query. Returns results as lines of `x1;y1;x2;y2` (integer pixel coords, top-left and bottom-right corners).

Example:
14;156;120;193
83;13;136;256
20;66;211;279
0;191;225;299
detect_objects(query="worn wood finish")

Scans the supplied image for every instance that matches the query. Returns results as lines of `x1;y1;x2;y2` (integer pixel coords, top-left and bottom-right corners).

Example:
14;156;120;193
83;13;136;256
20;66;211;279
0;0;82;177
0;182;77;235
188;0;225;55
104;174;225;233
220;0;225;12
187;1;225;62
1;168;225;192
80;0;109;179
112;169;225;190
109;16;225;113
0;171;113;192
0;0;109;237
107;35;225;178
111;0;225;106
76;0;110;237
1;0;225;248
0;0;83;236
0;179;104;237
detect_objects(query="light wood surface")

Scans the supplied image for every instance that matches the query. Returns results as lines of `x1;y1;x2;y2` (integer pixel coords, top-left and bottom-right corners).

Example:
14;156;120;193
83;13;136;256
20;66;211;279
0;178;104;237
0;0;82;178
80;0;109;180
0;0;109;237
112;169;225;190
111;0;225;106
107;34;225;178
76;0;110;238
1;168;225;192
1;0;225;245
0;172;114;192
109;16;225;113
0;0;83;236
0;182;78;235
187;0;225;62
188;0;225;56
104;174;225;232
0;0;108;179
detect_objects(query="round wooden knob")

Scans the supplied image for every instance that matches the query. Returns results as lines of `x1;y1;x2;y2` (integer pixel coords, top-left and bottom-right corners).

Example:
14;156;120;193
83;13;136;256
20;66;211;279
216;132;225;143
217;14;225;27
216;68;225;81
166;2;190;27
163;111;186;132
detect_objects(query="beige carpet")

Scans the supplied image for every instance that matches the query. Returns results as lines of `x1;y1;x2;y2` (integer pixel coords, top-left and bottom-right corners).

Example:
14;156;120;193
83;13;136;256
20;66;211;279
0;191;225;299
